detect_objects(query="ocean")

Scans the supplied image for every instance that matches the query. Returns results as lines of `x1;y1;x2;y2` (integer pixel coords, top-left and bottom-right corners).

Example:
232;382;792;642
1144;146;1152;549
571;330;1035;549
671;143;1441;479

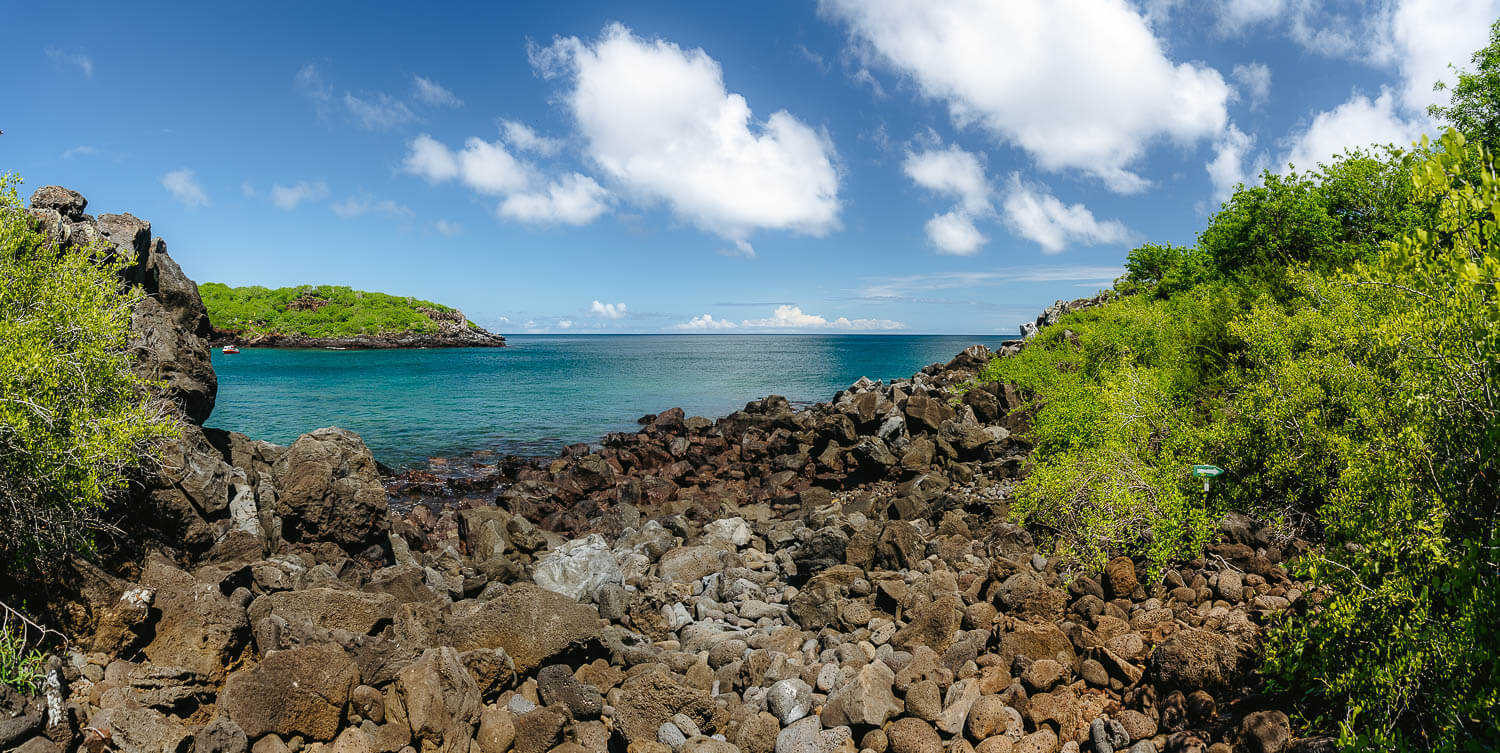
206;334;1016;467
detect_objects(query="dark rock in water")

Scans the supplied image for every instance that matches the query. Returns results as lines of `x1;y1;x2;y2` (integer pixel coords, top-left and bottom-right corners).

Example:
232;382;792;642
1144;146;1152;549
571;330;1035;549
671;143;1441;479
28;187;217;423
273;427;392;553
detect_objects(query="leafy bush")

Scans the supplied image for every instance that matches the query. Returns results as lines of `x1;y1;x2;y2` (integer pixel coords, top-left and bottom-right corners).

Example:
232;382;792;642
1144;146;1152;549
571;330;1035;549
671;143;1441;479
198;282;474;339
0;174;180;571
980;132;1500;749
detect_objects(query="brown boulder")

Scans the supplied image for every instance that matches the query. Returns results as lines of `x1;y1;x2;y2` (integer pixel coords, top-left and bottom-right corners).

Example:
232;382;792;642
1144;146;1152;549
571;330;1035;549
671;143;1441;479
273;427;391;552
220;644;358;741
612;668;726;746
1148;628;1242;690
892;595;964;655
449;584;601;672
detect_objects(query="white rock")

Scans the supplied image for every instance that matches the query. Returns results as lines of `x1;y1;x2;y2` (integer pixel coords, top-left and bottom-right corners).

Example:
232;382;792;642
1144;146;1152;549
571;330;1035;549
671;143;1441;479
532;534;623;602
767;678;814;726
703;517;753;547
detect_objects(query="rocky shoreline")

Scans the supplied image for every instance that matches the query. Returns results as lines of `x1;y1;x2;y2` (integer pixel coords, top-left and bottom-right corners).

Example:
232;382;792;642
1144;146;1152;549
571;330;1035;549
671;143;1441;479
208;328;507;350
4;187;1325;753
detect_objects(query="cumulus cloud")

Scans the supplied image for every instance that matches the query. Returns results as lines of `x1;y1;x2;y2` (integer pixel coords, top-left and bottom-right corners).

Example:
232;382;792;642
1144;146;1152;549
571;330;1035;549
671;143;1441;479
1001;174;1131;253
1389;0;1500;113
331;194;414;220
344;92;417;130
740;305;904;330
404;134;608;227
924;212;987;256
558;319;574;329
270;181;329;210
903;145;990;214
46;47;93;77
821;0;1230;193
501;120;564;155
1231;63;1272;109
413;75;463;107
498;173;610;225
404;134;532;195
531;23;842;253
433;219;463;236
1206;123;1265;200
590;300;628;319
1281;88;1423;170
674;314;738;330
161;169;210;208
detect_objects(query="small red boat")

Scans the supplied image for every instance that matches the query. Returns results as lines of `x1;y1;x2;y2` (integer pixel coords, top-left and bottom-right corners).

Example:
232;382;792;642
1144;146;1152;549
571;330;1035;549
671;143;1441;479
221;345;240;354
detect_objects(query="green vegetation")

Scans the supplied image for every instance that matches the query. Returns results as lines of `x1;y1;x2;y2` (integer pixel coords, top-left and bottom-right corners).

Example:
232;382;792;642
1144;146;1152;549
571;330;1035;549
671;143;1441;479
1430;19;1500;152
979;127;1498;748
0;174;180;573
198;283;479;339
0;625;46;694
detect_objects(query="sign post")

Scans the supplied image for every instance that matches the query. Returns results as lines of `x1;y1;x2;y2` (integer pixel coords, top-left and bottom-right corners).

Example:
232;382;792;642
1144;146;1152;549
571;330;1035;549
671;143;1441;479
1191;464;1224;492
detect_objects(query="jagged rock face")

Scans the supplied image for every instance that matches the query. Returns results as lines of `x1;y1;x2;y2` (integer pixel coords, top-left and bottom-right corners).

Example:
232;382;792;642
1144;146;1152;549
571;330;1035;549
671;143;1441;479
27;187;217;423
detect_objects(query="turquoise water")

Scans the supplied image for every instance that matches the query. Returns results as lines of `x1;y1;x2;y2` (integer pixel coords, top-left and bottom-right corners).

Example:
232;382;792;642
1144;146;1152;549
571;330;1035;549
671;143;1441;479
207;334;1015;467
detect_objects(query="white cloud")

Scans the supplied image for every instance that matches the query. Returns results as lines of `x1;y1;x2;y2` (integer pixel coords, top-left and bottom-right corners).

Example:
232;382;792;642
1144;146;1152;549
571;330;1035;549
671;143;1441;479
719;239;757;258
404;135;532;195
1390;0;1500;113
433;219;463;236
821;0;1230;193
161;169;210;208
344;92;417;130
1001;174;1131;253
501;120;564;155
590;300;628;319
558;319;574;329
532;23;841;249
903;145;990;213
295;63;332;102
413;75;463;107
674;313;738;330
1281;88;1423;171
331;194;414;220
924;211;987;256
45;47;93;77
61;145;97;159
270;181;329;210
498;173;610;225
1231;63;1273;109
1216;0;1286;31
741;304;904;330
1206;123;1265;200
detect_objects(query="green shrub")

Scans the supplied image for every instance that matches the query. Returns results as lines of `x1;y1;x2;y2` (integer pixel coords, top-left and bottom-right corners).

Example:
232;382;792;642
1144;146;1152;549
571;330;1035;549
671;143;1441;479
0;174;180;571
979;131;1500;750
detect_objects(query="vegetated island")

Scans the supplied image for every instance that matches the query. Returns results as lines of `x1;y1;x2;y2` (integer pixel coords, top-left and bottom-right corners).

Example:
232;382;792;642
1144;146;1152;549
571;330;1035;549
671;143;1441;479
198;282;506;348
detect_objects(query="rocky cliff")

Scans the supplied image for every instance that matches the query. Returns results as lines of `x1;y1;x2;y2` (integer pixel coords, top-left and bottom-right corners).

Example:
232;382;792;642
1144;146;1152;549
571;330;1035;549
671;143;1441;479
27;186;217;424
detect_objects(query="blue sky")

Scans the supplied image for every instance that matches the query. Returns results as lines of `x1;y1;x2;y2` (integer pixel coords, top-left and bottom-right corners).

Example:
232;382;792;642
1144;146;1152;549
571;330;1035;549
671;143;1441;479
3;1;1495;334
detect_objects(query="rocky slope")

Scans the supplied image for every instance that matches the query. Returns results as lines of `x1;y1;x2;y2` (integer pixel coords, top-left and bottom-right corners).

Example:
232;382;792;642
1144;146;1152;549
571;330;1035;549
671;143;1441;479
5;188;1327;753
26;186;217;423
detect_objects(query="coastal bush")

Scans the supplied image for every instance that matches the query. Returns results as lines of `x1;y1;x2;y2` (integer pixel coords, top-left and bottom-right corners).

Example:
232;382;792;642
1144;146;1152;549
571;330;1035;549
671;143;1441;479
198;282;474;339
0;174;180;571
982;132;1500;749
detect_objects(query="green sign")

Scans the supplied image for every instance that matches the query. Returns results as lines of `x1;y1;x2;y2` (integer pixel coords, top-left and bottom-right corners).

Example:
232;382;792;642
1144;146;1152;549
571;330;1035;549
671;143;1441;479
1191;464;1224;491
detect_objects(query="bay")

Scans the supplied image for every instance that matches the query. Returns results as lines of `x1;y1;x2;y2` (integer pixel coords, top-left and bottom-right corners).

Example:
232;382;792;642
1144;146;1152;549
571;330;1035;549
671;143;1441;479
207;334;1015;467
